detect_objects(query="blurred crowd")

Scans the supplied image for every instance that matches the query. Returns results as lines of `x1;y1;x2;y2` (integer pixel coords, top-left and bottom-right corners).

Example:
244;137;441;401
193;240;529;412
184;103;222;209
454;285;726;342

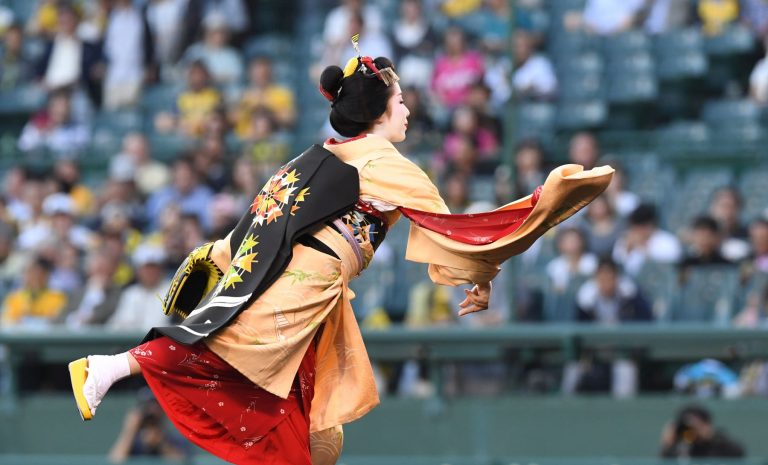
1;0;768;400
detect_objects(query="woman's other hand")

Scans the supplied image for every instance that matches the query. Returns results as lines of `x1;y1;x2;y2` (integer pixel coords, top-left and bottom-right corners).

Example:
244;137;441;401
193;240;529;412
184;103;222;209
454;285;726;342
458;281;491;316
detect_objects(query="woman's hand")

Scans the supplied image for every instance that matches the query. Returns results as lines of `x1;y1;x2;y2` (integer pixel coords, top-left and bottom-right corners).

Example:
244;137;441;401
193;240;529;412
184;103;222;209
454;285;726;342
458;282;492;316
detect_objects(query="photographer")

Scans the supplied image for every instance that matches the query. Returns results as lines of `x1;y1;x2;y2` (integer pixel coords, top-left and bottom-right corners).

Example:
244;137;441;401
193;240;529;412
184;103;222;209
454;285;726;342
659;404;745;458
109;389;189;463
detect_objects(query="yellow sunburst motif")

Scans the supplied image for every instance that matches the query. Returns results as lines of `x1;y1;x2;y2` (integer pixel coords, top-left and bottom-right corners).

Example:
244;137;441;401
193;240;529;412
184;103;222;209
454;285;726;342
250;165;302;226
224;234;260;290
291;187;310;216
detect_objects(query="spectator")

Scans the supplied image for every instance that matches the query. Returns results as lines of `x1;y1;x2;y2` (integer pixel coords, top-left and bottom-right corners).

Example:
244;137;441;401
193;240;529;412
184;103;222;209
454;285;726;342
603;165;640;218
466;82;502;137
546;227;598;292
3;166;31;225
193;136;229;192
568;132;600;170
52;159;96;217
679;216;731;280
242;109;290;175
0;23;32;91
734;279;768;327
660;404;745;457
34;3;104;108
56;248;121;328
443;171;470;213
0;223;26;296
581;0;646;35
438;106;499;173
471;0;512;54
102;0;153;109
582;195;623;259
749;36;768;105
431;26;485;110
26;0;62;38
145;0;187;74
697;0;739;36
644;0;693;35
154;60;221;137
745;218;768;274
512;30;557;100
228;155;259;210
17;90;90;155
145;157;213;232
390;0;435;88
18;192;94;252
577;258;652;323
181;13;243;86
397;86;436;153
741;0;768;41
107;244;173;331
110;132;171;197
231;56;296;137
708;187;748;259
48;241;82;295
109;389;189;462
208;193;239;241
323;0;383;51
613;204;683;276
512;139;545;199
1;255;67;328
327;12;393;76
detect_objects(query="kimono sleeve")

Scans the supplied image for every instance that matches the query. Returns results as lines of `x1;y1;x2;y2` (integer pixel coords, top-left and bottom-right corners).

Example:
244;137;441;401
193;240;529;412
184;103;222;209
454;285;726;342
360;153;500;286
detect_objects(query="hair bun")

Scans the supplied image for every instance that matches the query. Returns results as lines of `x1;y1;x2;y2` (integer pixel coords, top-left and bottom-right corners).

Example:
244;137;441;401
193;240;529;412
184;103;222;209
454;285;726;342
373;57;394;71
319;66;344;102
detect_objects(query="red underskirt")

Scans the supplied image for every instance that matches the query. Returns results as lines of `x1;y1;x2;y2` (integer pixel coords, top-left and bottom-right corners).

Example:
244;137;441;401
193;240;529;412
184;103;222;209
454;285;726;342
131;336;315;465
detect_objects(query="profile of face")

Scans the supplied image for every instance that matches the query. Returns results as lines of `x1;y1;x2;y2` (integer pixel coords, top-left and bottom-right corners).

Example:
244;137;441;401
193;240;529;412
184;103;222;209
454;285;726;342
48;94;72;125
373;83;410;143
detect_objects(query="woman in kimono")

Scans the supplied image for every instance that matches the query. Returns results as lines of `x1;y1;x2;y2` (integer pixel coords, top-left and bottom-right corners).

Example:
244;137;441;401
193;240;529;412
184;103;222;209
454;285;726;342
69;47;613;465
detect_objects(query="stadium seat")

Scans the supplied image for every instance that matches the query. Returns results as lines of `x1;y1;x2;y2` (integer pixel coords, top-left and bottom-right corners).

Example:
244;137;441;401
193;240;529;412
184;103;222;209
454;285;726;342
655;121;710;154
634;261;677;321
555;51;604;75
243;34;294;60
702;99;761;127
0;85;46;115
542;274;587;322
605;72;658;104
555;100;607;130
605;51;655;75
674;266;739;323
516;102;556;138
557;72;603;102
653;28;708;81
740;167;768;221
703;25;755;56
601;31;651;56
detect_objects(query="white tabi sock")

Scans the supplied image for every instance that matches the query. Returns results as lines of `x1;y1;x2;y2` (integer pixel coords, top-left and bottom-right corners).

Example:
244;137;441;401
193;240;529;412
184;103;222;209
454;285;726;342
83;353;132;415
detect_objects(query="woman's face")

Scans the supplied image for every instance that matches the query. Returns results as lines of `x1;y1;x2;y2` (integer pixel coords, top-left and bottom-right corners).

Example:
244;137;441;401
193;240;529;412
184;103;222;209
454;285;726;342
375;83;410;143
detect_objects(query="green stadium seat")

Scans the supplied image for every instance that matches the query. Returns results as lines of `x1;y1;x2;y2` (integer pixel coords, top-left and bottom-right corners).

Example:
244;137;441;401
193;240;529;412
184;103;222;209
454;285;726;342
653;28;705;55
557;72;603;102
674;266;739;323
702;99;761;127
542;274;587;322
703;25;755;56
148;133;191;162
141;83;184;114
0;85;46;115
554;52;604;75
740;168;768;221
655;121;710;154
601;31;651;56
243;34;294;60
656;51;708;80
555;100;607;130
605;72;658;104
634;261;677;321
516;102;556;138
605;51;655;75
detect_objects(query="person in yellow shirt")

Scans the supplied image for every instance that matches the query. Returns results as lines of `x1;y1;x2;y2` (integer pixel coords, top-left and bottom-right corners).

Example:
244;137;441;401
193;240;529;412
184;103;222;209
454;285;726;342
698;0;739;35
154;61;221;138
231;57;296;138
2;256;67;327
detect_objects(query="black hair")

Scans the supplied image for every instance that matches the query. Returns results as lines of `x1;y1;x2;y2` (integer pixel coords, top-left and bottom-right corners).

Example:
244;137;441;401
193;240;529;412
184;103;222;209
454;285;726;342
677;404;712;425
596;257;619;274
629;203;657;226
319;57;397;137
691;215;720;233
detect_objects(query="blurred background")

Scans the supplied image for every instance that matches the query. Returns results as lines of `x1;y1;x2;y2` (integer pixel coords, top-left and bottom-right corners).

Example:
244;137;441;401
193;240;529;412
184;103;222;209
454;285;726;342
0;0;768;464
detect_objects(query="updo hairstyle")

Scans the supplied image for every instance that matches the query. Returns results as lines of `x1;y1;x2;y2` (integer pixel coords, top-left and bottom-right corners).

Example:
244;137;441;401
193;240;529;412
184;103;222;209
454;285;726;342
319;57;397;137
